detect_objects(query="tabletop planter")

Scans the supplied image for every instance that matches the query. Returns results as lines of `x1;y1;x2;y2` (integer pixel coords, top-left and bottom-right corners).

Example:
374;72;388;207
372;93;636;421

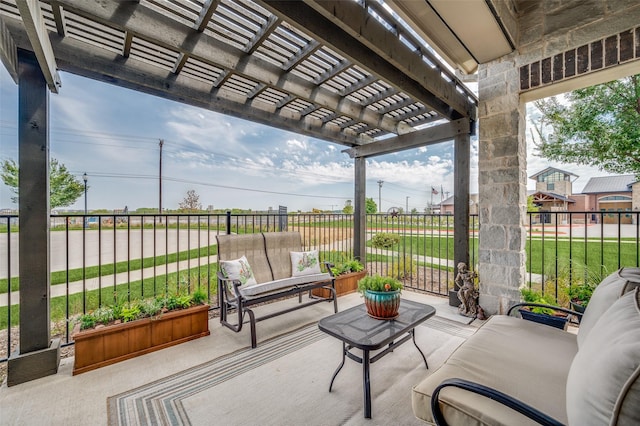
357;275;403;319
72;294;210;375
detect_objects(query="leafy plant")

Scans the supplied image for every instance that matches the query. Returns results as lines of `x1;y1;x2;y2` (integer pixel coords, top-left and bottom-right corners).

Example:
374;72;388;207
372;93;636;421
370;232;400;248
330;258;365;276
77;289;208;330
357;274;402;294
520;288;555;315
120;305;142;323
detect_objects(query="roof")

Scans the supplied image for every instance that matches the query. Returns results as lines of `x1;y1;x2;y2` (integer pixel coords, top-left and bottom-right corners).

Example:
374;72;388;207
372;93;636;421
581;175;636;194
0;0;477;155
532;191;575;203
529;167;578;180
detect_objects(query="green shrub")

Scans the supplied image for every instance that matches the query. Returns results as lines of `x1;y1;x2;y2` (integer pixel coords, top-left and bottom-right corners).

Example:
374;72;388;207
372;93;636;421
370;232;400;248
389;255;416;280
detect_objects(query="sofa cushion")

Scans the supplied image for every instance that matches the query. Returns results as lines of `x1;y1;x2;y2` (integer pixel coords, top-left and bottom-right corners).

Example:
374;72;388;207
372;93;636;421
239;273;331;298
413;315;577;425
219;255;258;287
290;250;322;277
578;267;640;348
566;288;640;425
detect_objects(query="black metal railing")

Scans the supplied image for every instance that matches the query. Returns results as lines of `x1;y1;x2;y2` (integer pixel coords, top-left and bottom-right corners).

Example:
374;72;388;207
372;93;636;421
1;210;639;363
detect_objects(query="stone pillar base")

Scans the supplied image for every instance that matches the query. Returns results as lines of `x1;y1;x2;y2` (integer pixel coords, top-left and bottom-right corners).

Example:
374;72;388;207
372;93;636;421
7;338;61;387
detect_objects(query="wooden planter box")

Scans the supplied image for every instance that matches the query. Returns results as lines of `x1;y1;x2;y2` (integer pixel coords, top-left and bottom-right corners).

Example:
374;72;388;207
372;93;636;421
313;270;368;298
73;304;210;375
519;309;568;330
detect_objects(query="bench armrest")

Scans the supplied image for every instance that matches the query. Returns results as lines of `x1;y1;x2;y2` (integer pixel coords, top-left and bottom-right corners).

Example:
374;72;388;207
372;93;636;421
217;271;243;299
324;261;335;277
431;378;564;426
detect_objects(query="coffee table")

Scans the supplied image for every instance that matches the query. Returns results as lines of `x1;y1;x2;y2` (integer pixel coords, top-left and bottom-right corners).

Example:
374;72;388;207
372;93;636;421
318;299;436;418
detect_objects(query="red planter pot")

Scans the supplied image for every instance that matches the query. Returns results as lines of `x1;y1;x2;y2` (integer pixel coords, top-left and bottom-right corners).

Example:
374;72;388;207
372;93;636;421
363;289;401;319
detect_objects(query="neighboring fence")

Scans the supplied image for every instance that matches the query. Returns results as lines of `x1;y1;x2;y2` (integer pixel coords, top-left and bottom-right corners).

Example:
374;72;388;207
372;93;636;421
1;210;639;363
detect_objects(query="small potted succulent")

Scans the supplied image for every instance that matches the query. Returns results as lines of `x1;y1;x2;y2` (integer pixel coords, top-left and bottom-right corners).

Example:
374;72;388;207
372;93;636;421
357;274;402;319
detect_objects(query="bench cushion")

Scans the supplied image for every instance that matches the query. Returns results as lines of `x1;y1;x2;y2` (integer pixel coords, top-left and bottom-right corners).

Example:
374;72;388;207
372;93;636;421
290;250;322;277
566;288;640;425
412;315;577;425
239;273;332;298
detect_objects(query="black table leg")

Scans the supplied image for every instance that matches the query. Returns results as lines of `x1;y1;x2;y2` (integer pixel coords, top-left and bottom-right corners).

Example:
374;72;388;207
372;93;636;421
363;349;371;418
412;329;428;369
329;341;347;392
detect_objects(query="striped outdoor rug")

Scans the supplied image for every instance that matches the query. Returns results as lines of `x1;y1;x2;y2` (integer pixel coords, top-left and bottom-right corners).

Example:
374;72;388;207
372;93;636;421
107;316;475;426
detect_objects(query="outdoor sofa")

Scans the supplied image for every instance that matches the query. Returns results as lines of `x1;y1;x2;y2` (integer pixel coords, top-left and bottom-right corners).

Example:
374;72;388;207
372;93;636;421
413;267;640;425
216;231;336;348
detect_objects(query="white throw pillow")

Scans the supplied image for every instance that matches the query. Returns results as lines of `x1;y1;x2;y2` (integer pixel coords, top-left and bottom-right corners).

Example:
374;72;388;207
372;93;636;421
290;250;321;277
219;255;257;286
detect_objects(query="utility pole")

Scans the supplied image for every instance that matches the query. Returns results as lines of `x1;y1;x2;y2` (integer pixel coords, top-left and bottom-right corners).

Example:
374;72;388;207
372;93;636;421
159;139;164;223
406;196;409;213
377;180;384;213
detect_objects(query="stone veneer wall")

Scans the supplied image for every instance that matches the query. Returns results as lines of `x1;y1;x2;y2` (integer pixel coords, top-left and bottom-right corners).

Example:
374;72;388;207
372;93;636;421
477;0;640;314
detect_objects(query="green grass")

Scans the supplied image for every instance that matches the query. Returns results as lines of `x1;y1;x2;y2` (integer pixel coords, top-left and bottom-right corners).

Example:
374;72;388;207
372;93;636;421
0;264;219;329
0;244;218;293
372;235;638;276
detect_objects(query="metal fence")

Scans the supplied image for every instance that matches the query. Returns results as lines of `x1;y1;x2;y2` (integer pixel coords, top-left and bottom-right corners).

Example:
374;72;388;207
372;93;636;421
1;210;639;363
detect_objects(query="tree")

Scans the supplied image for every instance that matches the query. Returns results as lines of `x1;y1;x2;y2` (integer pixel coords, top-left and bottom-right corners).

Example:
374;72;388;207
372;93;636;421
0;158;85;209
527;196;540;212
533;75;640;177
365;197;377;214
342;200;353;214
178;189;202;212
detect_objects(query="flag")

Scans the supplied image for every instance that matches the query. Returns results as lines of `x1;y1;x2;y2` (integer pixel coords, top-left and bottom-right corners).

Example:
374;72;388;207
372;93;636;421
431;187;438;195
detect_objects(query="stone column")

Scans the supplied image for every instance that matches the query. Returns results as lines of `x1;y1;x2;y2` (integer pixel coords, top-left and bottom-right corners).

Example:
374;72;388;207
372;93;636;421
477;54;527;314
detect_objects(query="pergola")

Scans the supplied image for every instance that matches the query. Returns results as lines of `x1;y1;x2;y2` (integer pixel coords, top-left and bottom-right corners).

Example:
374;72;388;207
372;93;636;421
0;0;482;384
2;0;640;385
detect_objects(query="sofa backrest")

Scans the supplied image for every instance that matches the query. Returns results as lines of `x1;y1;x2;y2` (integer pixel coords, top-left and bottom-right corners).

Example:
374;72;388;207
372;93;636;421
263;232;303;280
577;267;640;348
216;233;273;283
566;287;640;425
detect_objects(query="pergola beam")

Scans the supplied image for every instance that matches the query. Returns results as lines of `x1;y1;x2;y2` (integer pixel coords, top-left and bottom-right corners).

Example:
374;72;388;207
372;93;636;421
195;0;221;32
262;0;474;120
0;18;19;83
53;0;409;136
344;118;470;158
3;17;367;147
15;0;61;93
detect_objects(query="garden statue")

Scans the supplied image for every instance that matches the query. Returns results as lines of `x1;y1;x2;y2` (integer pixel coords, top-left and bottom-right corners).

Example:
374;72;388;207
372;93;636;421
455;262;485;319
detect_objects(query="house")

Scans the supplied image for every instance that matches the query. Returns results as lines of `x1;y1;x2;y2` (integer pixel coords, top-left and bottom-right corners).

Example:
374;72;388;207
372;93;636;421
581;175;638;224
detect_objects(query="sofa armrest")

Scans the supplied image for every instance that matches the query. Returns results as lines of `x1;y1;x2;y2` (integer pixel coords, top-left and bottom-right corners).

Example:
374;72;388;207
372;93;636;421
507;302;583;322
324;261;335;277
431;378;564;426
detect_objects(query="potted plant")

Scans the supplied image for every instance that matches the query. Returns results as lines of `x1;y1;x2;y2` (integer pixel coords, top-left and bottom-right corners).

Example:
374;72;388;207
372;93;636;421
313;257;366;298
72;288;210;375
517;288;569;330
568;281;596;314
357;274;402;319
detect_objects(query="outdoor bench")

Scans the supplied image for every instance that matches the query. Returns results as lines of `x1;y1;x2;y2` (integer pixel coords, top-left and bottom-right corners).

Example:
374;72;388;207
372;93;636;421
216;231;337;348
412;267;640;426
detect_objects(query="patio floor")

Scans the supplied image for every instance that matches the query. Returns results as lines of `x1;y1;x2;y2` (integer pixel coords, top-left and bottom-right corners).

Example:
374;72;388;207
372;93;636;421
0;291;483;425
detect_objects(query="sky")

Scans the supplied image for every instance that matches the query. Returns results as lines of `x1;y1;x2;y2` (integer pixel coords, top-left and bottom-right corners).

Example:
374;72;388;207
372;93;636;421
0;65;615;213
